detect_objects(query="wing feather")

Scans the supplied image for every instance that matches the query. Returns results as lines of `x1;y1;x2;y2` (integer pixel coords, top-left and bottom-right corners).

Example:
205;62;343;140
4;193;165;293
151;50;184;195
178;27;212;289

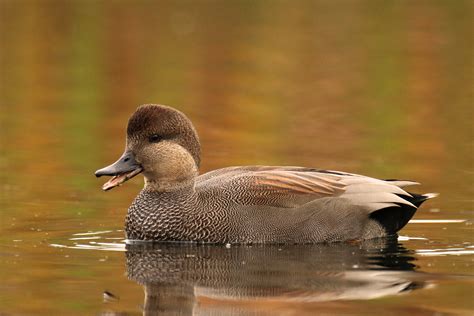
196;166;418;212
253;171;345;196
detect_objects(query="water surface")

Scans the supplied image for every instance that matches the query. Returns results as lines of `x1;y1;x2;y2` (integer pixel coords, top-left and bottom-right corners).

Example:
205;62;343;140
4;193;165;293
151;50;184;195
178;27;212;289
0;0;473;315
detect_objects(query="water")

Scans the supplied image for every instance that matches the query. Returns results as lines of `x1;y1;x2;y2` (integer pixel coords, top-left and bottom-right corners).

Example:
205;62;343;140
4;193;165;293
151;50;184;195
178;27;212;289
1;0;473;315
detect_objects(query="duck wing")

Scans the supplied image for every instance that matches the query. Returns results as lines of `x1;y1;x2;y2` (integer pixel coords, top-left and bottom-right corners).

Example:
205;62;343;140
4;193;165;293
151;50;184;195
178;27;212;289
196;166;418;211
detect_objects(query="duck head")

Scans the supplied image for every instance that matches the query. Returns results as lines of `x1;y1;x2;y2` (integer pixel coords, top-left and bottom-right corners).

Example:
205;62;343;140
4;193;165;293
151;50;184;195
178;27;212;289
95;104;201;192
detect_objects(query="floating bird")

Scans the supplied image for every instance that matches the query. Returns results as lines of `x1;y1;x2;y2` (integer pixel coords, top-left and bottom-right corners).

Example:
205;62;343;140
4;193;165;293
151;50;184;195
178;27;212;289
95;104;437;243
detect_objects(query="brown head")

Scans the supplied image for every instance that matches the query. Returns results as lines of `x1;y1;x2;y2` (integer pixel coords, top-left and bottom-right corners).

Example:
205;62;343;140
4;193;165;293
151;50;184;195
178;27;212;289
95;104;201;192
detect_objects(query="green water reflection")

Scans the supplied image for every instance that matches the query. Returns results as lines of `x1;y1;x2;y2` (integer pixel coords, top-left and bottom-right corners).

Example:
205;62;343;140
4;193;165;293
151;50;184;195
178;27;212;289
0;0;472;315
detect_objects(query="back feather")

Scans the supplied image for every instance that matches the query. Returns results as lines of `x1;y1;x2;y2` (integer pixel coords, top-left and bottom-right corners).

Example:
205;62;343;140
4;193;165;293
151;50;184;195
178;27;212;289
197;166;422;212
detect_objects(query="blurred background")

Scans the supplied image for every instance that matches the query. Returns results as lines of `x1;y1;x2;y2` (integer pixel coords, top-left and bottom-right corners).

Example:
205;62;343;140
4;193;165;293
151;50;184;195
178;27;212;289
0;0;472;315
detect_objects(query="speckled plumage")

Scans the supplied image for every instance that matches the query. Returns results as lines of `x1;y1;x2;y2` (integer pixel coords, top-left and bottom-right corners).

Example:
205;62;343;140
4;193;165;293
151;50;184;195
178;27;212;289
96;104;436;244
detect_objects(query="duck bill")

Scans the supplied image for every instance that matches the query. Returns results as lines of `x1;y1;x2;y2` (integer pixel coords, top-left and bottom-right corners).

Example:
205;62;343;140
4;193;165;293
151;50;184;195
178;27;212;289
95;150;143;191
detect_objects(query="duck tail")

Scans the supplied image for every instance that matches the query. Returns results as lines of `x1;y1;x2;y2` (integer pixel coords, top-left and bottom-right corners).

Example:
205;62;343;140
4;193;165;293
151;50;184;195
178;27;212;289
369;192;438;235
409;192;439;207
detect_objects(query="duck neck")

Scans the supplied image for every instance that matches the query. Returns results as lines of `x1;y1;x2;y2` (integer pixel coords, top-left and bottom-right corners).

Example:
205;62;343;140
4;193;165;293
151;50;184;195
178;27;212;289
142;179;197;200
143;172;197;193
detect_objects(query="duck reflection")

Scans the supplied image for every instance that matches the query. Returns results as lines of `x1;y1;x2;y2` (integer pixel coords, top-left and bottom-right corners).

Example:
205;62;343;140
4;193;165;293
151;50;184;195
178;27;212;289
125;239;428;315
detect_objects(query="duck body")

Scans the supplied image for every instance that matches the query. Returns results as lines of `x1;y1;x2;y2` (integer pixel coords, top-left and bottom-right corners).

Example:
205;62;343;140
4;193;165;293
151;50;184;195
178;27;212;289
96;104;436;244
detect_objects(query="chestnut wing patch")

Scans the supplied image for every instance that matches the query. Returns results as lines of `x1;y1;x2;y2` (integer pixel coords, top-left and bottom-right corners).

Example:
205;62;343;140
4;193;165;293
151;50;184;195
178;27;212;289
251;170;346;197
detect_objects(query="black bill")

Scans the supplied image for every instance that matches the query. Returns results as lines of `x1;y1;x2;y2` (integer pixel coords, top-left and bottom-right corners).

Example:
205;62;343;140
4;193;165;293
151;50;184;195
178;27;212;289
95;150;143;191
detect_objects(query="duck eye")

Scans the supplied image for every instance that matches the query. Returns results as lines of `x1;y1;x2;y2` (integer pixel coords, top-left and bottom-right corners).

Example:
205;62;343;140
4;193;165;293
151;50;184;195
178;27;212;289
148;134;162;143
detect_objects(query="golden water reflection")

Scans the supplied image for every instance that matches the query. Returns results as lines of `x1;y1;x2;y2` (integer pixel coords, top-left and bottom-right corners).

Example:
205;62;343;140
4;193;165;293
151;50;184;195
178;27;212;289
0;0;473;315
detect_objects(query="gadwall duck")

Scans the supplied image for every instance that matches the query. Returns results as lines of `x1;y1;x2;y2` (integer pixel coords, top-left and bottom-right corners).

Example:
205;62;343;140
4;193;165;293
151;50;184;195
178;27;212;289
95;104;437;243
